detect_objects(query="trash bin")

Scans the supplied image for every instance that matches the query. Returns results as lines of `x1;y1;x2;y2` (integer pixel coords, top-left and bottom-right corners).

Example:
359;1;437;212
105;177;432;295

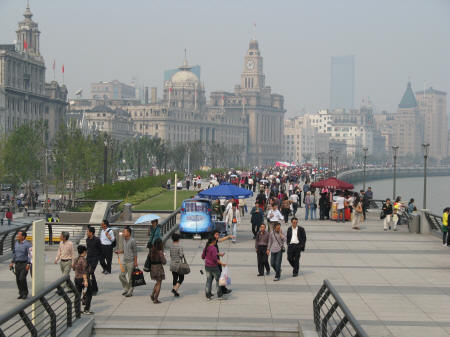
409;213;420;233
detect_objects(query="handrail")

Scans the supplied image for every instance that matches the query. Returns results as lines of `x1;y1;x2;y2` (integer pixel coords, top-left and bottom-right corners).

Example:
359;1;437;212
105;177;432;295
160;207;181;243
313;279;368;337
0;222;33;256
424;212;443;232
0;275;81;337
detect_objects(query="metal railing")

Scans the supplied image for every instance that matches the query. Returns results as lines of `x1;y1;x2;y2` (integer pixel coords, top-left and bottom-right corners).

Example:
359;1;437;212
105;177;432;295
43;207;181;247
0;275;81;337
313;280;368;337
0;223;32;257
424;212;443;232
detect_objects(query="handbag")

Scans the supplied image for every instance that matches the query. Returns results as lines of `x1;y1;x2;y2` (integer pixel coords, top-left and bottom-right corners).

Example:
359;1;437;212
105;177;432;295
143;254;152;272
177;255;191;275
131;268;146;287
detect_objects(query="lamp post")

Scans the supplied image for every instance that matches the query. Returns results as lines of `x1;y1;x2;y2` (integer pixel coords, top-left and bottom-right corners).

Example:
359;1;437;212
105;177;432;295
328;149;334;178
335;154;339;177
362;147;368;191
392;145;399;200
103;139;108;185
187;147;191;176
422;143;430;209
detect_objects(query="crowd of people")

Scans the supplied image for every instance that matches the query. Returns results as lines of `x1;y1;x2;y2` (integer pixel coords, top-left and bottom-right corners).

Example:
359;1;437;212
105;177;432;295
8;165;428;316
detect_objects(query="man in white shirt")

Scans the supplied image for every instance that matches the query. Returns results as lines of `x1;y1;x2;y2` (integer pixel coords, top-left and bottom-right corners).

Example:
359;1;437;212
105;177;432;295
267;204;284;231
289;193;299;217
335;193;346;223
99;220;115;274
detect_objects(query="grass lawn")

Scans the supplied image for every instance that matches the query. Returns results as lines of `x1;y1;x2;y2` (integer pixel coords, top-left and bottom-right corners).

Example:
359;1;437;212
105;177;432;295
134;190;196;210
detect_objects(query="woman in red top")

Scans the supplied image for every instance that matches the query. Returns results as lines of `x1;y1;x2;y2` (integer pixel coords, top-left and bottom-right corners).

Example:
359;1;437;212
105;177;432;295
202;236;226;299
6;209;13;226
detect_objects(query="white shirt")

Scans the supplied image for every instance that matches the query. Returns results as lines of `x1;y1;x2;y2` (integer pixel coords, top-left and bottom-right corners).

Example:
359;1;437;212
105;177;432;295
336;196;345;210
100;228;115;245
290;194;299;204
290;226;299;244
268;209;284;222
248;178;253;185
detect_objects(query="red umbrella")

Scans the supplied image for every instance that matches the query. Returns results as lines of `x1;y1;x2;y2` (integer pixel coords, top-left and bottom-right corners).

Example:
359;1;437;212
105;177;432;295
310;177;354;190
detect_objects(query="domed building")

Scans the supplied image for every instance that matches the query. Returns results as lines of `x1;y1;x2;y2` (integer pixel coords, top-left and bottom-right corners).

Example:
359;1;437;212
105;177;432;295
162;59;206;111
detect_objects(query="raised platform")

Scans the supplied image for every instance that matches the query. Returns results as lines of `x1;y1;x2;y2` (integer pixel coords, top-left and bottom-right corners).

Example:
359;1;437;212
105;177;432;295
1;200;450;336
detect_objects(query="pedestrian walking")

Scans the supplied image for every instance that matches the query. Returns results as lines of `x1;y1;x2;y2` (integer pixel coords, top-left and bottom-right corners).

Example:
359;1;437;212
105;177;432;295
147;219;162;249
267;222;285;281
6;209;12;225
286;218;306;277
85;226;102;295
212;230;233;295
99;220;115;274
280;196;291;224
267;204;284;231
352;195;363;230
250;202;264;239
224;203;240;243
73;245;93;315
289;192;299;217
255;224;270;276
116;226;138;297
202;236;226;299
304;191;315;220
54;231;74;292
149;238;166;303
382;199;393;231
442;208;449;246
170;233;184;297
335;192;345;222
9;230;31;299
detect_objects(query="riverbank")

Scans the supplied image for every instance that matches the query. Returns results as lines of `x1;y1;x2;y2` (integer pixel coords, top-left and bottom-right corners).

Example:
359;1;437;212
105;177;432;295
353;176;450;214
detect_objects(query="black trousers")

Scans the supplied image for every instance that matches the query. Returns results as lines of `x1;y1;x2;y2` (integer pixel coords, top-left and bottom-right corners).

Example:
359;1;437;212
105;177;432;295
287;244;302;275
100;244;113;273
251;222;259;237
257;245;270;275
86;257;99;293
172;272;185;286
75;277;92;311
292;202;298;216
15;261;29;296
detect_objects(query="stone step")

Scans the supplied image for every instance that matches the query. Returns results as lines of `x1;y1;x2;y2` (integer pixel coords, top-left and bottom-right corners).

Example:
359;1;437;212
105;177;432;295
93;325;300;337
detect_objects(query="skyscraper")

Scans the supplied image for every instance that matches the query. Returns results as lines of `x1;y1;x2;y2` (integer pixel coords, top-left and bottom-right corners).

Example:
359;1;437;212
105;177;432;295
330;55;355;110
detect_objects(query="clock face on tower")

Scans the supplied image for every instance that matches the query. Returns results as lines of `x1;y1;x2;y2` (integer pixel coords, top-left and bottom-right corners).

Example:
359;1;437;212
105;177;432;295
246;60;255;70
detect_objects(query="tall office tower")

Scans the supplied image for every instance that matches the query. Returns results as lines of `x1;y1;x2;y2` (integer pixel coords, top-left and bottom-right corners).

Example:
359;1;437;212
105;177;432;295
330;55;355;110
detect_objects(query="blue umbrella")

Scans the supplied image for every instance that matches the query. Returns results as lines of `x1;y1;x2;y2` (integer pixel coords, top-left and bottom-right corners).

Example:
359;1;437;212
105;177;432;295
135;214;161;224
198;182;253;200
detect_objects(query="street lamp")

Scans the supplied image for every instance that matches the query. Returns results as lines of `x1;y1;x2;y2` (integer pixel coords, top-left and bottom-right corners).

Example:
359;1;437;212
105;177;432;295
328;149;334;178
392;145;399;200
103;139;108;185
335;154;339;177
422;143;430;209
362;147;368;191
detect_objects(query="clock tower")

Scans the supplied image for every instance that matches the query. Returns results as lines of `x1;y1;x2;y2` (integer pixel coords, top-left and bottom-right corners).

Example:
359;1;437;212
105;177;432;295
241;39;265;90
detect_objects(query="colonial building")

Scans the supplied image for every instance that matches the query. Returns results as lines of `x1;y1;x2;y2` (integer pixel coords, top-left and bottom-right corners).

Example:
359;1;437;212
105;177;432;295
91;80;136;100
415;87;447;160
70;39;285;167
0;4;67;139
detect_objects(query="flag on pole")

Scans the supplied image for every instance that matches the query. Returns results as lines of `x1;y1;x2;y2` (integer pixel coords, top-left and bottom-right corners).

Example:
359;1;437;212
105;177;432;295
62;64;65;74
23;40;28;50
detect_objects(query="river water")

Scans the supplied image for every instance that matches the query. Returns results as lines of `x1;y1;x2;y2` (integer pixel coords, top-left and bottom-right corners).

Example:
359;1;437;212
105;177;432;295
353;176;450;215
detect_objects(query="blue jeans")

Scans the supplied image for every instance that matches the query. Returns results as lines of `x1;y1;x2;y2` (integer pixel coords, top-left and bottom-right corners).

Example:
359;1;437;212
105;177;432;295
205;266;221;297
337;208;344;222
270;251;283;278
311;207;316;220
305;205;313;220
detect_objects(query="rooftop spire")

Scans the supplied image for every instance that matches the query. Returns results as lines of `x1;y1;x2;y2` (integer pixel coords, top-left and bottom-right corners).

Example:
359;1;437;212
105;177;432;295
398;82;418;109
24;0;33;19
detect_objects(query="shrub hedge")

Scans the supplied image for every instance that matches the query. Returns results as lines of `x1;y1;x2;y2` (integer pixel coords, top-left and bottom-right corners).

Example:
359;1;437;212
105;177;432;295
84;173;183;200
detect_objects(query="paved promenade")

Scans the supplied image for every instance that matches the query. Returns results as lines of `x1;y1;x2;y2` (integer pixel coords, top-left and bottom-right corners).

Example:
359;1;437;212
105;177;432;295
1;203;450;336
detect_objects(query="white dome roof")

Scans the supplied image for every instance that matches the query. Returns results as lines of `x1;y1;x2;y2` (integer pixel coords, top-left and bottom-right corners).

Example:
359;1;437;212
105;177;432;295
171;70;199;85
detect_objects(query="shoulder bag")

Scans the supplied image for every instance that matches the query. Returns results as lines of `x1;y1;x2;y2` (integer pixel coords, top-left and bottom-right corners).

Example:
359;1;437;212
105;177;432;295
177;255;191;275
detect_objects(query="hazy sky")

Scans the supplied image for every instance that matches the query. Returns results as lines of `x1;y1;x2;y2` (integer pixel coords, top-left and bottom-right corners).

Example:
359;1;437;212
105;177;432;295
1;0;449;117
